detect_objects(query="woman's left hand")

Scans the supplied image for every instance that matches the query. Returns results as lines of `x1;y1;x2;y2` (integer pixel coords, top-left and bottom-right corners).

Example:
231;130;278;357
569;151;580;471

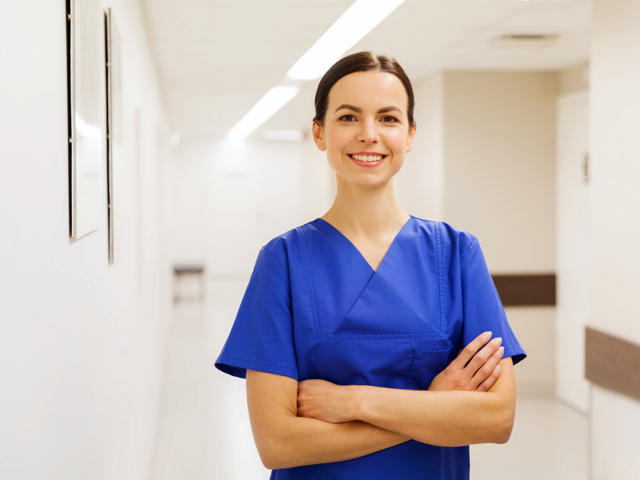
297;379;354;423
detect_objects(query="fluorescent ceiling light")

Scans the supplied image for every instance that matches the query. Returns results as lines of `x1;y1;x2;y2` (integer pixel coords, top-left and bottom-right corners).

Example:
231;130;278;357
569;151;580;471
287;0;405;81
261;130;305;141
227;86;299;140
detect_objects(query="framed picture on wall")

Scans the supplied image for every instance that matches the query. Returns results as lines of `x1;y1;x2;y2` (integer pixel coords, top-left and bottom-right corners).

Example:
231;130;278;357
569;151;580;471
104;8;122;263
67;0;103;239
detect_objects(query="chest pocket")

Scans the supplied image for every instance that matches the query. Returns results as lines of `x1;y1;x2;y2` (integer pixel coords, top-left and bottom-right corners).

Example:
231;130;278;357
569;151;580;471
405;345;458;390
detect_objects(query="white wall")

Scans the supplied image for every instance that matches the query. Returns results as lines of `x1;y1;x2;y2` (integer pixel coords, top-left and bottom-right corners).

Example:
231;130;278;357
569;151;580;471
171;137;333;277
590;0;640;477
395;72;445;221
0;2;172;479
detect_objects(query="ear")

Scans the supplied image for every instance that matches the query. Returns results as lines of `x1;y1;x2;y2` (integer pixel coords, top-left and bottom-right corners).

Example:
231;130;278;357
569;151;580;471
312;121;326;152
405;124;417;153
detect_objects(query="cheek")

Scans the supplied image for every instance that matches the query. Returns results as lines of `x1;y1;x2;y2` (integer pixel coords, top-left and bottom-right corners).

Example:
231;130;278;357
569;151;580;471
391;156;405;174
388;130;409;150
325;132;349;166
327;129;350;151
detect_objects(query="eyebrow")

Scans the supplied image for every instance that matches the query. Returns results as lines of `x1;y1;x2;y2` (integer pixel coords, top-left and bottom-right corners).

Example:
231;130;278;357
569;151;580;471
334;104;403;115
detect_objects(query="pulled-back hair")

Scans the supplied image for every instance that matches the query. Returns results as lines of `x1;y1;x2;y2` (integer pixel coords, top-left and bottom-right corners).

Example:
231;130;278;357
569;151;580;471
313;51;416;128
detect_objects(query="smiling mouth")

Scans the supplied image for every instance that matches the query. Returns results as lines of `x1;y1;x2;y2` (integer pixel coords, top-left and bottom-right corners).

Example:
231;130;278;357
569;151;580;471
348;154;387;162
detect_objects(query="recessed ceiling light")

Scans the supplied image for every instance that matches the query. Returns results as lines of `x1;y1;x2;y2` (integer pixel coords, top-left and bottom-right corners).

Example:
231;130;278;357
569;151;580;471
287;0;405;81
227;86;299;141
489;34;559;49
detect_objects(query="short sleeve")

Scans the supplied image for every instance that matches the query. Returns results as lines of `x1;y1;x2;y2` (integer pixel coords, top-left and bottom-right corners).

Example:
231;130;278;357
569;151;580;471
215;246;299;380
460;236;526;366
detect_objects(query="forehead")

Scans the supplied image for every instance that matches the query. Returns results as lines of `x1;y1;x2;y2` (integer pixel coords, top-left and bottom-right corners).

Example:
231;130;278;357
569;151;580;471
328;71;408;113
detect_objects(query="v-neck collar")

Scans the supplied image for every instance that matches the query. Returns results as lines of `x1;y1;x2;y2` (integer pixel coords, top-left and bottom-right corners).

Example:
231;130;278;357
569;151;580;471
314;215;414;273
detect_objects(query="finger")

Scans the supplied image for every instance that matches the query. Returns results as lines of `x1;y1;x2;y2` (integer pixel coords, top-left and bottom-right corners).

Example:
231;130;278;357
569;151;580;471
449;331;492;369
476;363;502;392
469;345;504;390
465;337;502;377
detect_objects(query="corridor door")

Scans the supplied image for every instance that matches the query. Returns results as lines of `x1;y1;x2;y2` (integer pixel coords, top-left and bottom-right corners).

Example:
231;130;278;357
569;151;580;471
555;90;590;413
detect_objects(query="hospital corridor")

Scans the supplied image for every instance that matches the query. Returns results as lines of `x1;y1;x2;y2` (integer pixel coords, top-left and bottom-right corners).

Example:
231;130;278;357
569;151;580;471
1;1;640;479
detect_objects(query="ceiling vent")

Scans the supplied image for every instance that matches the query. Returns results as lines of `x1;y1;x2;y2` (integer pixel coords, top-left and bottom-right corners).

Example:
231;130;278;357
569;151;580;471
489;34;559;49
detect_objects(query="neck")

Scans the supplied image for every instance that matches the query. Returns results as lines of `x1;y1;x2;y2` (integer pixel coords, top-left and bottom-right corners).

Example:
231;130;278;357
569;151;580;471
322;174;409;237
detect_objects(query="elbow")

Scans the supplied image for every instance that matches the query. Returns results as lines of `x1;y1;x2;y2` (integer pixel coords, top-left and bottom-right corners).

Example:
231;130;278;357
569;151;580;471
257;447;276;471
257;442;284;471
261;455;280;472
493;423;513;444
258;450;282;471
256;437;295;471
492;409;515;444
253;410;302;470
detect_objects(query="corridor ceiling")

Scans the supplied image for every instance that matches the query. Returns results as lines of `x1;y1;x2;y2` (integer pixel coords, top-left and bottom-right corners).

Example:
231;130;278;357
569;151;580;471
142;0;592;140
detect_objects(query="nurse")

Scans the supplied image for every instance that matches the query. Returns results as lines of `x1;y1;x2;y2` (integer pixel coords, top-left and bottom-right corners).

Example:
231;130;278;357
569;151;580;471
215;51;526;479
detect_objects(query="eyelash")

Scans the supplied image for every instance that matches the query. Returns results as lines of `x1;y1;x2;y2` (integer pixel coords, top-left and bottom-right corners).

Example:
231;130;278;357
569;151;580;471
339;114;399;123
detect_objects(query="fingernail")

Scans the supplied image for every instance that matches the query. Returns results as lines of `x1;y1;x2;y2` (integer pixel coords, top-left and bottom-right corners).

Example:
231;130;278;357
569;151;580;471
499;346;504;355
482;331;492;339
492;337;502;346
495;365;501;373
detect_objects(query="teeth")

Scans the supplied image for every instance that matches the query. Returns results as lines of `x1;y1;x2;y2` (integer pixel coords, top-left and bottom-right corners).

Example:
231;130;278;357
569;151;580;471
351;154;384;162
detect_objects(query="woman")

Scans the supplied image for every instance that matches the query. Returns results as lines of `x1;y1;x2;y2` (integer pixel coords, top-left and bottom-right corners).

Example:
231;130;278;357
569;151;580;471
215;51;526;479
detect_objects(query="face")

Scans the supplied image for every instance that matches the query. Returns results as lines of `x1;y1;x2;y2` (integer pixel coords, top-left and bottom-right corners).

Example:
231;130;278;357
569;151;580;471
312;71;416;189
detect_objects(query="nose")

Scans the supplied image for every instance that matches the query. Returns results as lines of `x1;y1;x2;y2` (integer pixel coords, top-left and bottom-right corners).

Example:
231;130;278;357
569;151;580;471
356;118;379;144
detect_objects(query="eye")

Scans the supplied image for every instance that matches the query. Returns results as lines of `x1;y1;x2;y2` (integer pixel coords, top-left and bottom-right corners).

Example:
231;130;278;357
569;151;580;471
381;115;399;123
339;114;357;122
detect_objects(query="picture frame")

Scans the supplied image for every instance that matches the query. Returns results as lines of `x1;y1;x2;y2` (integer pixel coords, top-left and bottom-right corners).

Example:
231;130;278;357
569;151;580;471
104;8;122;262
66;0;103;239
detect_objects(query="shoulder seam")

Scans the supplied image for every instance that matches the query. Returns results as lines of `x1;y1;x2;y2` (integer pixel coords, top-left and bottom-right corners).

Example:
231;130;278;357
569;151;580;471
263;247;288;274
460;236;478;264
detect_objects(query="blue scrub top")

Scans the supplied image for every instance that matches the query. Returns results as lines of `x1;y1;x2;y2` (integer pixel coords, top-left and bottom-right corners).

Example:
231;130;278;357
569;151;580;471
215;216;526;480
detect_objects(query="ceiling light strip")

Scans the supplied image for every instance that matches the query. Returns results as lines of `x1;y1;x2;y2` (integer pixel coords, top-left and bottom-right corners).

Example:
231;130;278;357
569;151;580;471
227;86;299;141
287;0;405;81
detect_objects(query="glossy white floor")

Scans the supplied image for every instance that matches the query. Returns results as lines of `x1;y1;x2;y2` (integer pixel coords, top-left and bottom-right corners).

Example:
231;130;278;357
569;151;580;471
149;279;589;480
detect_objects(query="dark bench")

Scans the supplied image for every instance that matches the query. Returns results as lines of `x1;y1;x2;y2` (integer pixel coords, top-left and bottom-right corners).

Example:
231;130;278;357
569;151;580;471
173;264;205;302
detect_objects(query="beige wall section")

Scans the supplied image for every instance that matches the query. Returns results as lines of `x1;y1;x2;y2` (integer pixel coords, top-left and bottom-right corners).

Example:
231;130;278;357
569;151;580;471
0;1;173;479
442;71;558;274
590;0;640;477
503;307;555;396
395;72;445;221
559;62;590;95
438;71;558;395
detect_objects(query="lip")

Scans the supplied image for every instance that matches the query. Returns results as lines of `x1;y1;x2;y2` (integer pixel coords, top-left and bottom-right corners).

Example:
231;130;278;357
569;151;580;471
347;152;387;168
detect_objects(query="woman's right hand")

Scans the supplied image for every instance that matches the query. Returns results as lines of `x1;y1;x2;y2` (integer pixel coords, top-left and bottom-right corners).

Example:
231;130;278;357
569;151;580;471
427;331;504;392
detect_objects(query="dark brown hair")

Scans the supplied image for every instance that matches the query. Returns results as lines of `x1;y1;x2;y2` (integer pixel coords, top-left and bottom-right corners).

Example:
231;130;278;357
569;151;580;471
313;51;416;128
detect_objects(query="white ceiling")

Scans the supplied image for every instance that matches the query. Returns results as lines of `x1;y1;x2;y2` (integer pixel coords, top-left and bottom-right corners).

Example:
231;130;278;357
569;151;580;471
142;0;592;140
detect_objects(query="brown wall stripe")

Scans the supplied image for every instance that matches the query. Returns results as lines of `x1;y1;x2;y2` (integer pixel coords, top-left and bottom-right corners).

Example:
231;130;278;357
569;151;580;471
491;274;556;307
585;327;640;402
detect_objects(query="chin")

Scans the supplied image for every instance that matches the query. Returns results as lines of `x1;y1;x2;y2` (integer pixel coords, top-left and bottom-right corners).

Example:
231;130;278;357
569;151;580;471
350;176;393;189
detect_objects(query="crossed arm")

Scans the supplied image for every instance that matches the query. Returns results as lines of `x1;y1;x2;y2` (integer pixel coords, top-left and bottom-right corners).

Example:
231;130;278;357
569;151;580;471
246;333;515;470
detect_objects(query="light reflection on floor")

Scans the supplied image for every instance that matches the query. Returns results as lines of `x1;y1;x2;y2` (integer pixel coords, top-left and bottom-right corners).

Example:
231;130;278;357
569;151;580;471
149;280;588;480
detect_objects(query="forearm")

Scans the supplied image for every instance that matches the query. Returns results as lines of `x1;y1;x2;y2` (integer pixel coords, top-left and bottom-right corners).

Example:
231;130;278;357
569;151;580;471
353;387;513;447
262;414;410;470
